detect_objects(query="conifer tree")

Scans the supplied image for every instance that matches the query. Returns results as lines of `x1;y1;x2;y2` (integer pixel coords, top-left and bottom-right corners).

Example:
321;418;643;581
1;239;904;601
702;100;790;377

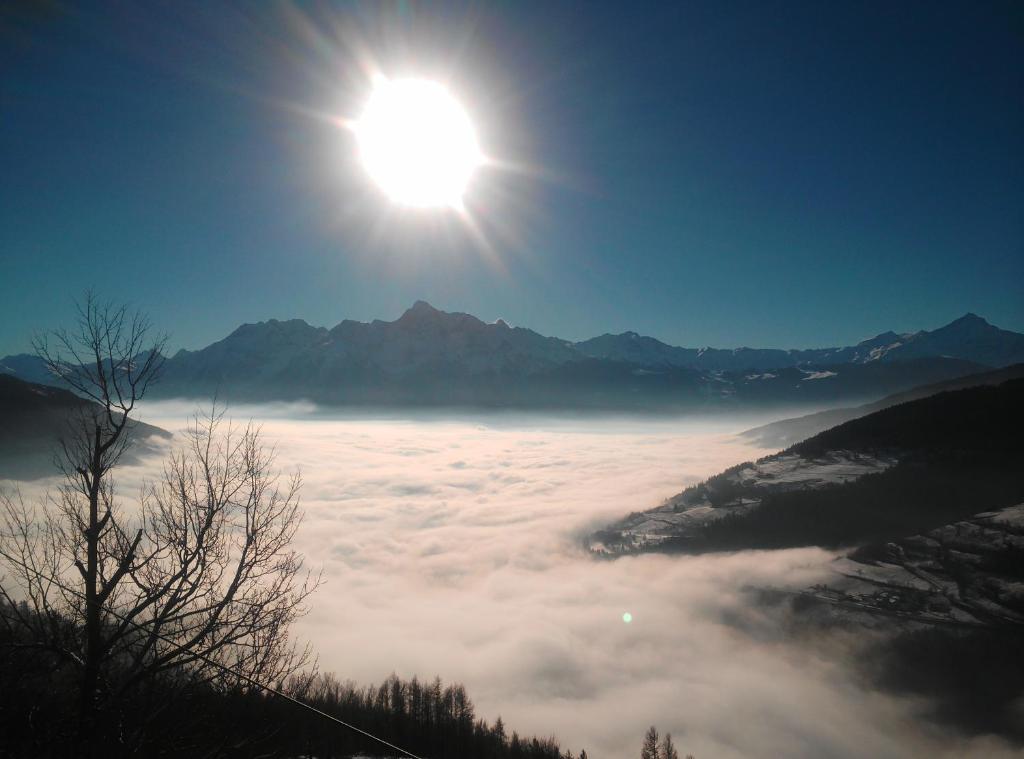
641;725;659;759
661;732;680;759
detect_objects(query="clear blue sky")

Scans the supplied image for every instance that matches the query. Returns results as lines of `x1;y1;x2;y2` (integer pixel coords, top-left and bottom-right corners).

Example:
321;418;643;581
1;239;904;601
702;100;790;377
1;1;1021;355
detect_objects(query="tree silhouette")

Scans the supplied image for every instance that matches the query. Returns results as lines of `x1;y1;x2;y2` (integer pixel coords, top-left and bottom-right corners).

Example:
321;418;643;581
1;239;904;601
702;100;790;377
0;295;319;757
641;725;659;759
661;732;680;759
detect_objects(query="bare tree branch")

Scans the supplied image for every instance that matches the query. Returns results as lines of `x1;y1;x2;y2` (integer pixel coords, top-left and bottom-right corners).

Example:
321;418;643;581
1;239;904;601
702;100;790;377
1;297;319;757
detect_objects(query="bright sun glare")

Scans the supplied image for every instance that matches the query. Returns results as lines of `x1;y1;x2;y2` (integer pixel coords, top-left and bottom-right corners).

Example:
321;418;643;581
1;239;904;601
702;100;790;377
355;77;482;208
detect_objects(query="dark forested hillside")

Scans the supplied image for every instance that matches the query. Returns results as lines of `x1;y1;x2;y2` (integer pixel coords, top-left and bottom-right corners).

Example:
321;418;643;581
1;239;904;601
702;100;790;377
790;378;1023;462
0;374;170;479
693;463;1024;551
742;363;1024;448
0;602;578;759
593;378;1024;556
693;380;1024;551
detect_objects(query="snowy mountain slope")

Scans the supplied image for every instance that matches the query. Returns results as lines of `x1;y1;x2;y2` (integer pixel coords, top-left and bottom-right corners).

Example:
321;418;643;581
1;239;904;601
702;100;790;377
157;301;577;394
809;502;1024;627
574;313;1024;371
322;301;578;376
591;378;1024;555
589;451;898;555
4;304;1017;408
873;313;1024;367
147;305;1002;406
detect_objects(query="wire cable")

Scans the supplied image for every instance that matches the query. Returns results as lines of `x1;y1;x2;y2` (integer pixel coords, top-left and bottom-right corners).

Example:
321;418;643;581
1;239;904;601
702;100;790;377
1;559;426;759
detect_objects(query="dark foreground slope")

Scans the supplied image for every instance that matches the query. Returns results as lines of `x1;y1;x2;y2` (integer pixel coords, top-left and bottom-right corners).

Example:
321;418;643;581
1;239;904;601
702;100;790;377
592;378;1024;555
0;602;578;759
775;500;1024;745
590;377;1024;744
0;375;170;480
741;363;1024;448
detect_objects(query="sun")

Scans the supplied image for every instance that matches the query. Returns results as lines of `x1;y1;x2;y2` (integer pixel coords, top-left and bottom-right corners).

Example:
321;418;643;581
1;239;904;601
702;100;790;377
354;77;482;209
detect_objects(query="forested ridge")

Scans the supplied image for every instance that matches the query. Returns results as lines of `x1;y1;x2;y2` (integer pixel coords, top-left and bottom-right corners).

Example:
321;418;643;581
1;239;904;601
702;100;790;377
662;379;1024;552
0;600;579;759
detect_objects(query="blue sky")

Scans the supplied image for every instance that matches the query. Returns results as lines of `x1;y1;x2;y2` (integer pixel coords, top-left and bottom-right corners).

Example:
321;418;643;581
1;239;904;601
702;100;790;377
1;1;1021;355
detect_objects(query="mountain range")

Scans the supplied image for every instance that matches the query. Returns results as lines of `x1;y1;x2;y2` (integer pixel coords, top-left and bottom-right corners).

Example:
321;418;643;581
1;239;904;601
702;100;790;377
577;311;1024;370
3;304;1022;409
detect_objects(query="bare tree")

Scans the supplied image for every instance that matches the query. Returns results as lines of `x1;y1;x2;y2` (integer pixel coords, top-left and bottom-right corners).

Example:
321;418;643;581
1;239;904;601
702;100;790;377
0;295;320;757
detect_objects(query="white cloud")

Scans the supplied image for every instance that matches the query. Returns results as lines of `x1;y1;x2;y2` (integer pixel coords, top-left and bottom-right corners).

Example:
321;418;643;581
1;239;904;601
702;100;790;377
18;402;1017;758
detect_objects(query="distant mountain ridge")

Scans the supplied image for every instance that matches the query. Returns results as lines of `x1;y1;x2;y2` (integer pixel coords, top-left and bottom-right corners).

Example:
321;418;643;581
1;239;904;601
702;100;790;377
576;312;1024;371
2;304;1020;409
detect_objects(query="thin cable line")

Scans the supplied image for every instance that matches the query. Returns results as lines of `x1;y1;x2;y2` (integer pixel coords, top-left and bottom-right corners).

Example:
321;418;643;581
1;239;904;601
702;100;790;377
1;559;426;759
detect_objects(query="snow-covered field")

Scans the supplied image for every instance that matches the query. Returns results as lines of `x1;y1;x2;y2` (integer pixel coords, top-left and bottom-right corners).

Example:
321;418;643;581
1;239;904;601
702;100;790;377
17;403;1018;758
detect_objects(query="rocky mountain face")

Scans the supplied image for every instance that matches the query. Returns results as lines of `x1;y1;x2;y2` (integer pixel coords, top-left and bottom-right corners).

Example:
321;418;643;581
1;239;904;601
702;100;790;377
2;305;1020;409
876;312;1024;367
165;301;579;388
152;301;588;405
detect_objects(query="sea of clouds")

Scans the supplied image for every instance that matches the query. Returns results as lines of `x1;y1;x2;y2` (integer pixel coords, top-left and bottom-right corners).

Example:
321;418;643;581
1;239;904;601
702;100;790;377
17;402;1017;758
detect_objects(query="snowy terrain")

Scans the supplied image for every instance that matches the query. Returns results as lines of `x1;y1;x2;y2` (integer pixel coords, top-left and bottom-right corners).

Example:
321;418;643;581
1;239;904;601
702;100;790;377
801;503;1024;628
590;451;896;554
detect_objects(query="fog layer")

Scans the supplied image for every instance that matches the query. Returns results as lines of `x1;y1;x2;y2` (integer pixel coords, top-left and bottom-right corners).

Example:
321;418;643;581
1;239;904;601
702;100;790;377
64;405;1019;757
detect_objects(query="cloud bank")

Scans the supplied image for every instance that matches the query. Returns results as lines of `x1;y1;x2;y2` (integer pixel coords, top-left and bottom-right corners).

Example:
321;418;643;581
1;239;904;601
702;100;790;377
22;404;1016;758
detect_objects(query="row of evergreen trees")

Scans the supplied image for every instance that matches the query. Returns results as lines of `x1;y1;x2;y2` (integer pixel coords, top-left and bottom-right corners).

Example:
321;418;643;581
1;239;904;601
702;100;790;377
0;599;579;758
281;671;580;758
2;599;710;759
639;725;691;759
